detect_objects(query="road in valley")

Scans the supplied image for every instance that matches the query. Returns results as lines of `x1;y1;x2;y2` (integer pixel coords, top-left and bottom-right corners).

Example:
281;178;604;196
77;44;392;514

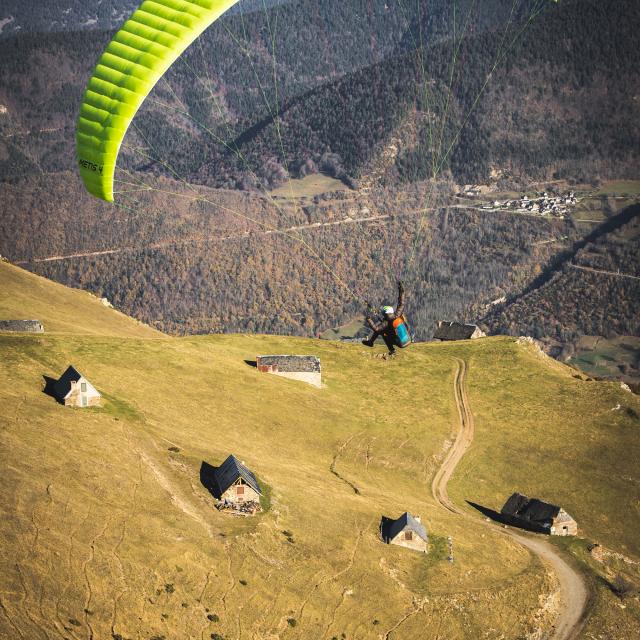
568;263;640;281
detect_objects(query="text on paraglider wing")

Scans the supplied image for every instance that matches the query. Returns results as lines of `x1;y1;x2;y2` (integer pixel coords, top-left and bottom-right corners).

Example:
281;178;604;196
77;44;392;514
78;158;103;174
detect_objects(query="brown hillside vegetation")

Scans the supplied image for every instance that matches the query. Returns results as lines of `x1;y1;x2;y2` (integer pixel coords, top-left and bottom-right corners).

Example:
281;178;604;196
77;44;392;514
486;207;640;374
0;172;577;339
0;265;639;638
2;0;639;348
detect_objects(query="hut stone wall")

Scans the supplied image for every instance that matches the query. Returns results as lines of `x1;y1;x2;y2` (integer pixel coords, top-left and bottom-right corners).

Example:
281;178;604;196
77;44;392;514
0;320;44;333
64;379;101;407
433;321;485;341
221;480;260;505
257;355;321;388
550;510;578;536
390;528;428;553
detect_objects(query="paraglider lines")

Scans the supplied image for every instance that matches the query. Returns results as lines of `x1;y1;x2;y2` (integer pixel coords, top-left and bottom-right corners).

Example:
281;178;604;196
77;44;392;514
113;169;367;304
402;0;552;281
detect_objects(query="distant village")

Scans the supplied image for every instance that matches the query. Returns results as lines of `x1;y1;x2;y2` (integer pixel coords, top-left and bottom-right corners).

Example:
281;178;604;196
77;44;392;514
462;188;579;218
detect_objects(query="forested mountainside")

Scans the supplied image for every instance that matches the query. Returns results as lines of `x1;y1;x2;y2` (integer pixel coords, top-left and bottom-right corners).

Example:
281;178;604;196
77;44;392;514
484;205;640;349
224;0;640;188
0;0;289;39
6;173;576;338
2;0;638;190
0;0;423;184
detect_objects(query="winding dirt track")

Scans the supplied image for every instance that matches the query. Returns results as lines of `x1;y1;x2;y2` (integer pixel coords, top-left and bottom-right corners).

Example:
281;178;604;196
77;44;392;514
432;357;589;640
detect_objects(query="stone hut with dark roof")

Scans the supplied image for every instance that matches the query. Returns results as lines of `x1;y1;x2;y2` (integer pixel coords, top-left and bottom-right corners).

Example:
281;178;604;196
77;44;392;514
501;492;577;536
433;321;486;341
0;320;44;333
212;455;262;506
256;355;321;388
53;366;101;407
380;512;428;552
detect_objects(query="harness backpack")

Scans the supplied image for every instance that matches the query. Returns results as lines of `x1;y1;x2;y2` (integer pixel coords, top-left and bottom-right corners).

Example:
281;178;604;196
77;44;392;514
392;315;412;348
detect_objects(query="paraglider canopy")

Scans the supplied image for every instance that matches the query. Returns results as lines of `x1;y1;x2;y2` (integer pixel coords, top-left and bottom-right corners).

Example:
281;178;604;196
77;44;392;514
76;0;241;202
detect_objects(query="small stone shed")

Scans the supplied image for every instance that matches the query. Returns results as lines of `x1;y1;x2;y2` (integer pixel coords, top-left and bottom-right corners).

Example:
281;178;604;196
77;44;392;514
380;512;428;552
433;321;485;341
501;493;577;536
0;320;44;333
256;355;321;388
212;455;262;506
52;366;101;407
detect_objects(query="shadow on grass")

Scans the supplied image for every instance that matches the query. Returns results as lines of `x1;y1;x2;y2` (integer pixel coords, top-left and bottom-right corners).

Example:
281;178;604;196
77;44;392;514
200;461;221;499
466;500;507;524
42;375;60;403
466;500;551;535
244;360;257;368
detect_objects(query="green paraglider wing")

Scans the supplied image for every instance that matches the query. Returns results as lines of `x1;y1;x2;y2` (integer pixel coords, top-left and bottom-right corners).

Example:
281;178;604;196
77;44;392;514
76;0;241;202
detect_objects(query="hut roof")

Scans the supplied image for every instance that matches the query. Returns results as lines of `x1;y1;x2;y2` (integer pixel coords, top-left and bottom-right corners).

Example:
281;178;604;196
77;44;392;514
380;512;428;543
501;492;561;524
0;319;44;333
53;365;83;401
433;321;484;341
256;355;321;373
214;455;261;498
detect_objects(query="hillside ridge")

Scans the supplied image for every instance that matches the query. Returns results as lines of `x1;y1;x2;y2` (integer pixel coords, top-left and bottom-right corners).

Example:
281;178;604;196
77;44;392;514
0;260;162;337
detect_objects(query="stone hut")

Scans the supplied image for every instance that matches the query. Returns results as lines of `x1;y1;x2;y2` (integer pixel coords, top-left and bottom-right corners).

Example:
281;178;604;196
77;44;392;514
212;455;262;506
256;355;321;388
380;512;428;552
433;321;486;341
52;366;101;407
501;493;577;536
0;320;44;333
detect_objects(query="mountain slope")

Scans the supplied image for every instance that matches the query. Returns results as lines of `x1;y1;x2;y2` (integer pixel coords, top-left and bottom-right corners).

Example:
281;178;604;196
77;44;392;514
8;184;576;338
2;0;637;190
484;204;640;373
0;259;162;337
1;0;638;345
0;265;638;638
231;0;640;186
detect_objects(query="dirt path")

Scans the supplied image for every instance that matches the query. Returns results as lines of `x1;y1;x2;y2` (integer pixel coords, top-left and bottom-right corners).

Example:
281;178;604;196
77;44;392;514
431;359;474;513
432;357;589;640
569;263;640;281
14;200;553;266
139;453;214;538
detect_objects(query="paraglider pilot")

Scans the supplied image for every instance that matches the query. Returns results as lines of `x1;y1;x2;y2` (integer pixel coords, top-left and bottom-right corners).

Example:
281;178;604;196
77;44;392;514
362;281;405;355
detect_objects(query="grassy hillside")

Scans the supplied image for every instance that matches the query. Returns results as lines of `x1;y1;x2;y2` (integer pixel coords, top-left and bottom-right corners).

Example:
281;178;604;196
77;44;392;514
0;260;161;337
448;338;640;638
0;266;638;638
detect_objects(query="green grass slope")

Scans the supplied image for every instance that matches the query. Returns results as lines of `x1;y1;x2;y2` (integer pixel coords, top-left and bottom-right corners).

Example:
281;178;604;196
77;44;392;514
0;260;162;337
0;265;638;639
